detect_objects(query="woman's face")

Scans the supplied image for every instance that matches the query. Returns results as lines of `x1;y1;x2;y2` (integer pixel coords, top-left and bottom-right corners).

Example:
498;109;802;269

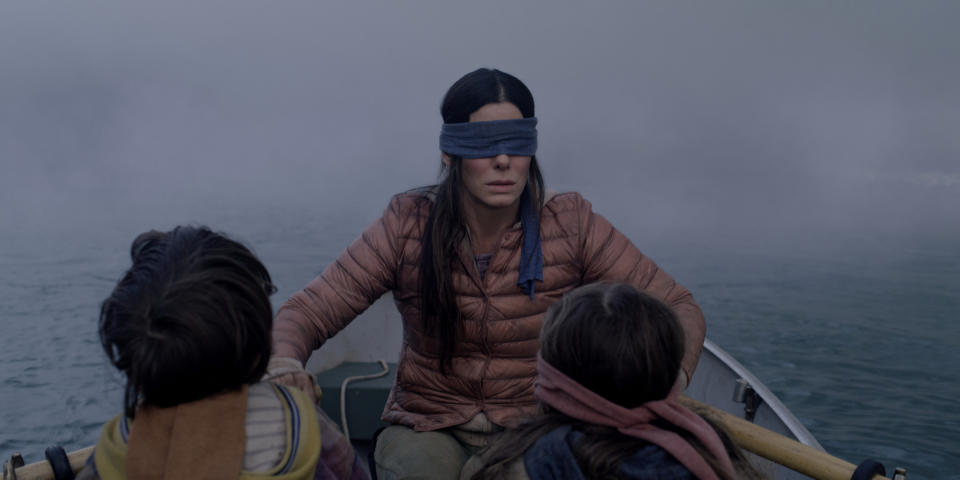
445;102;532;215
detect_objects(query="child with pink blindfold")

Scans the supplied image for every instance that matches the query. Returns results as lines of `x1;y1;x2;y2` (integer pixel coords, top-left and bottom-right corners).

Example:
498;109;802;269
464;283;761;480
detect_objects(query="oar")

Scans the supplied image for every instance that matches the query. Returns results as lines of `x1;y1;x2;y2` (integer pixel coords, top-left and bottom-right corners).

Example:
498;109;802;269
679;396;891;480
3;446;92;480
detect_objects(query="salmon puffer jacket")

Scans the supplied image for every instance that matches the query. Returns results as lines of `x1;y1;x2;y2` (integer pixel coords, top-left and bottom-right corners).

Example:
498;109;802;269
272;191;705;431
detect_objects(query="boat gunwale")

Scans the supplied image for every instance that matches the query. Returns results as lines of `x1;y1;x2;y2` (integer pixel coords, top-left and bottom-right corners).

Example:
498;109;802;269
703;338;822;450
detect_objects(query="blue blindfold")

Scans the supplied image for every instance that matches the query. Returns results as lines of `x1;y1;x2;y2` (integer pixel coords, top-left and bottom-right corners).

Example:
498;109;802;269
439;118;538;159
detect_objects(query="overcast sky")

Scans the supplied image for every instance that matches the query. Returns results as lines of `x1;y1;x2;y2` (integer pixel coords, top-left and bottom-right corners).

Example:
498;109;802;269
2;1;958;246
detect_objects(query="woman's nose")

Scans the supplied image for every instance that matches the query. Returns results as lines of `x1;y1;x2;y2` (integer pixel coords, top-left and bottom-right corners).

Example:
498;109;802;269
493;154;510;169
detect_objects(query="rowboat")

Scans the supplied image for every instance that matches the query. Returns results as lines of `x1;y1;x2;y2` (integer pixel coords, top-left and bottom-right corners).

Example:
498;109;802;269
310;339;898;480
305;296;900;479
4;295;902;479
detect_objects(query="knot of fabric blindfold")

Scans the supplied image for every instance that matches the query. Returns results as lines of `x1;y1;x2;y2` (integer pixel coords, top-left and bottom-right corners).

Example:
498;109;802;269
439;118;538;159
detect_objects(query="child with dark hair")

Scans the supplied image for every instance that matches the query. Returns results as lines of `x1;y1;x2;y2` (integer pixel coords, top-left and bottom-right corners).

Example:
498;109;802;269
464;283;762;480
78;226;367;480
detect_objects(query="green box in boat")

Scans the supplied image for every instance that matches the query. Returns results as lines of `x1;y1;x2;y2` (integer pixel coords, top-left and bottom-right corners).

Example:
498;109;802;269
315;362;397;441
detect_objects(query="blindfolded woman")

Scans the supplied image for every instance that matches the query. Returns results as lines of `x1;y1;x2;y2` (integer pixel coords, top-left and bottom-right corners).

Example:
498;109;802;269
268;68;706;479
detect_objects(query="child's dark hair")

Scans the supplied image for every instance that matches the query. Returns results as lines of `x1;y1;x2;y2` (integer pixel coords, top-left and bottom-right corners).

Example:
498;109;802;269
99;226;276;419
540;283;685;408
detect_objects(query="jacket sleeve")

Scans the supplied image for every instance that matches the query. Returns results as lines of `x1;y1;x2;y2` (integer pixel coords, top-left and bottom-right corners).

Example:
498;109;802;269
577;195;706;379
271;196;408;363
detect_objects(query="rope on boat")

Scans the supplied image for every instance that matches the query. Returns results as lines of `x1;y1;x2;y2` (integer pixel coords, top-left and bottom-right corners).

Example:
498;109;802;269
339;360;390;440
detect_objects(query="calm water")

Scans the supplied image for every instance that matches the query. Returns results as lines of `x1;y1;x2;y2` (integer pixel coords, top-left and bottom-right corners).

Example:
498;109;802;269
1;198;958;479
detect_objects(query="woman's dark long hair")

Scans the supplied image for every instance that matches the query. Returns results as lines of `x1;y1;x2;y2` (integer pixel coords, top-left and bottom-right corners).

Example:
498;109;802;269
472;284;763;479
99;226;276;419
419;68;545;373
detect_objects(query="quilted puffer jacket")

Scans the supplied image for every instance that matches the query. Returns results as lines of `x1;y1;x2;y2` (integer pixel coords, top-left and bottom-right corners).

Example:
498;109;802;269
272;191;705;431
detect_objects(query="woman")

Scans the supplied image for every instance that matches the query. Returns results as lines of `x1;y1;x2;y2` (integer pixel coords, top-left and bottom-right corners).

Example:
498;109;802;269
80;226;366;480
464;283;760;480
267;68;706;479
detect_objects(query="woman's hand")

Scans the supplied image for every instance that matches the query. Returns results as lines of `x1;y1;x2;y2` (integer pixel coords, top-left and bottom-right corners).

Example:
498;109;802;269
264;356;322;404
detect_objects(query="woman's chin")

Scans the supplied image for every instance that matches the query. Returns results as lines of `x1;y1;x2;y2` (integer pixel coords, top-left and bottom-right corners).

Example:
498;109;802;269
481;196;521;210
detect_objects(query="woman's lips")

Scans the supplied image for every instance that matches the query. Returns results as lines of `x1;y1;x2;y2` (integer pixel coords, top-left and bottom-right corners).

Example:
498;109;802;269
486;180;516;192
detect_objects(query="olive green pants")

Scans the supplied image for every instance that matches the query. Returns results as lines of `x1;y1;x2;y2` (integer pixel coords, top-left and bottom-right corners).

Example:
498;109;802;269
373;425;475;480
374;412;518;480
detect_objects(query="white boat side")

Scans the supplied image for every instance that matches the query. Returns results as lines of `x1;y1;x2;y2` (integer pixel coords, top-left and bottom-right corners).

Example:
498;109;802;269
687;338;822;478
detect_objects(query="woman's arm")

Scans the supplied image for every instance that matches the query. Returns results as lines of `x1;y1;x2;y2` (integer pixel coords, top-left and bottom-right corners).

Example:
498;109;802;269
576;195;706;380
271;196;412;364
